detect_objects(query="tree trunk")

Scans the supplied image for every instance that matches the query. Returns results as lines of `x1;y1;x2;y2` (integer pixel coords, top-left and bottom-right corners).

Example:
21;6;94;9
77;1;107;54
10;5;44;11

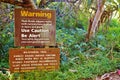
86;0;105;41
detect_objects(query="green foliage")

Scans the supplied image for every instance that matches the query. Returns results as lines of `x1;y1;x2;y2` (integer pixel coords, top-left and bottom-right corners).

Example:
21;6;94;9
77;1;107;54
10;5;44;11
0;3;14;68
7;20;120;79
0;22;14;68
0;1;120;80
0;73;9;80
109;19;120;27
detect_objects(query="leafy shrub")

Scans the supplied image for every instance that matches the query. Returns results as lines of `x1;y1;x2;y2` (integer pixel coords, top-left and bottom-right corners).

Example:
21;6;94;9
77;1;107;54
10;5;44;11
0;22;14;68
109;19;120;27
0;73;9;80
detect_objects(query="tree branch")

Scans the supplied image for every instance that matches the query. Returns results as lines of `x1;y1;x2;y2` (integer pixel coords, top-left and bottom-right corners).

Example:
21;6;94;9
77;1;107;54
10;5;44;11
0;0;23;6
22;0;37;9
0;0;37;9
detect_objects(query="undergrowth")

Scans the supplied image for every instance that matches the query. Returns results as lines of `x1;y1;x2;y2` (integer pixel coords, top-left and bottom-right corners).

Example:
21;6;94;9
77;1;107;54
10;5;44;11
2;26;119;80
0;12;120;80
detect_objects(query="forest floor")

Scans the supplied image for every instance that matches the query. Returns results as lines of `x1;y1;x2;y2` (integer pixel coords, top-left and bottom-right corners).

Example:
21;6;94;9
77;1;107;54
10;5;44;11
0;69;120;80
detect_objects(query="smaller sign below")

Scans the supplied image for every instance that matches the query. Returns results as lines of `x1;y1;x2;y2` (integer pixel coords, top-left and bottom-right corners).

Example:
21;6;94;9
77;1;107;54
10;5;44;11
9;48;60;73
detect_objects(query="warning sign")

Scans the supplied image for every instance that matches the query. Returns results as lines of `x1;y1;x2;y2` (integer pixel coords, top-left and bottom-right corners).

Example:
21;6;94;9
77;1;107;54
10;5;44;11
14;9;56;46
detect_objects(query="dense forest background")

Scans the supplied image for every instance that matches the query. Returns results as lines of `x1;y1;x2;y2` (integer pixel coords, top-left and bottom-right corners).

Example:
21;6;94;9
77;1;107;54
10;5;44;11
0;0;120;80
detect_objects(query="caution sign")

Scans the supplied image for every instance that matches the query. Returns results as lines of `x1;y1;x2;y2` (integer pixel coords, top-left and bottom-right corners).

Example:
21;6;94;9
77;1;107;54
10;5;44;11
14;9;56;46
9;48;60;73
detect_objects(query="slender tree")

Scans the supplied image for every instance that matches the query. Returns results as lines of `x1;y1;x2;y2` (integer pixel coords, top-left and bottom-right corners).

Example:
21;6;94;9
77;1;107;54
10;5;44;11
86;0;106;41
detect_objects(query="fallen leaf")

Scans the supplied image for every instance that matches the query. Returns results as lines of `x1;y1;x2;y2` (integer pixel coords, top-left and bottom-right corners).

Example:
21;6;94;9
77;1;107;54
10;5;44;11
96;70;120;80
